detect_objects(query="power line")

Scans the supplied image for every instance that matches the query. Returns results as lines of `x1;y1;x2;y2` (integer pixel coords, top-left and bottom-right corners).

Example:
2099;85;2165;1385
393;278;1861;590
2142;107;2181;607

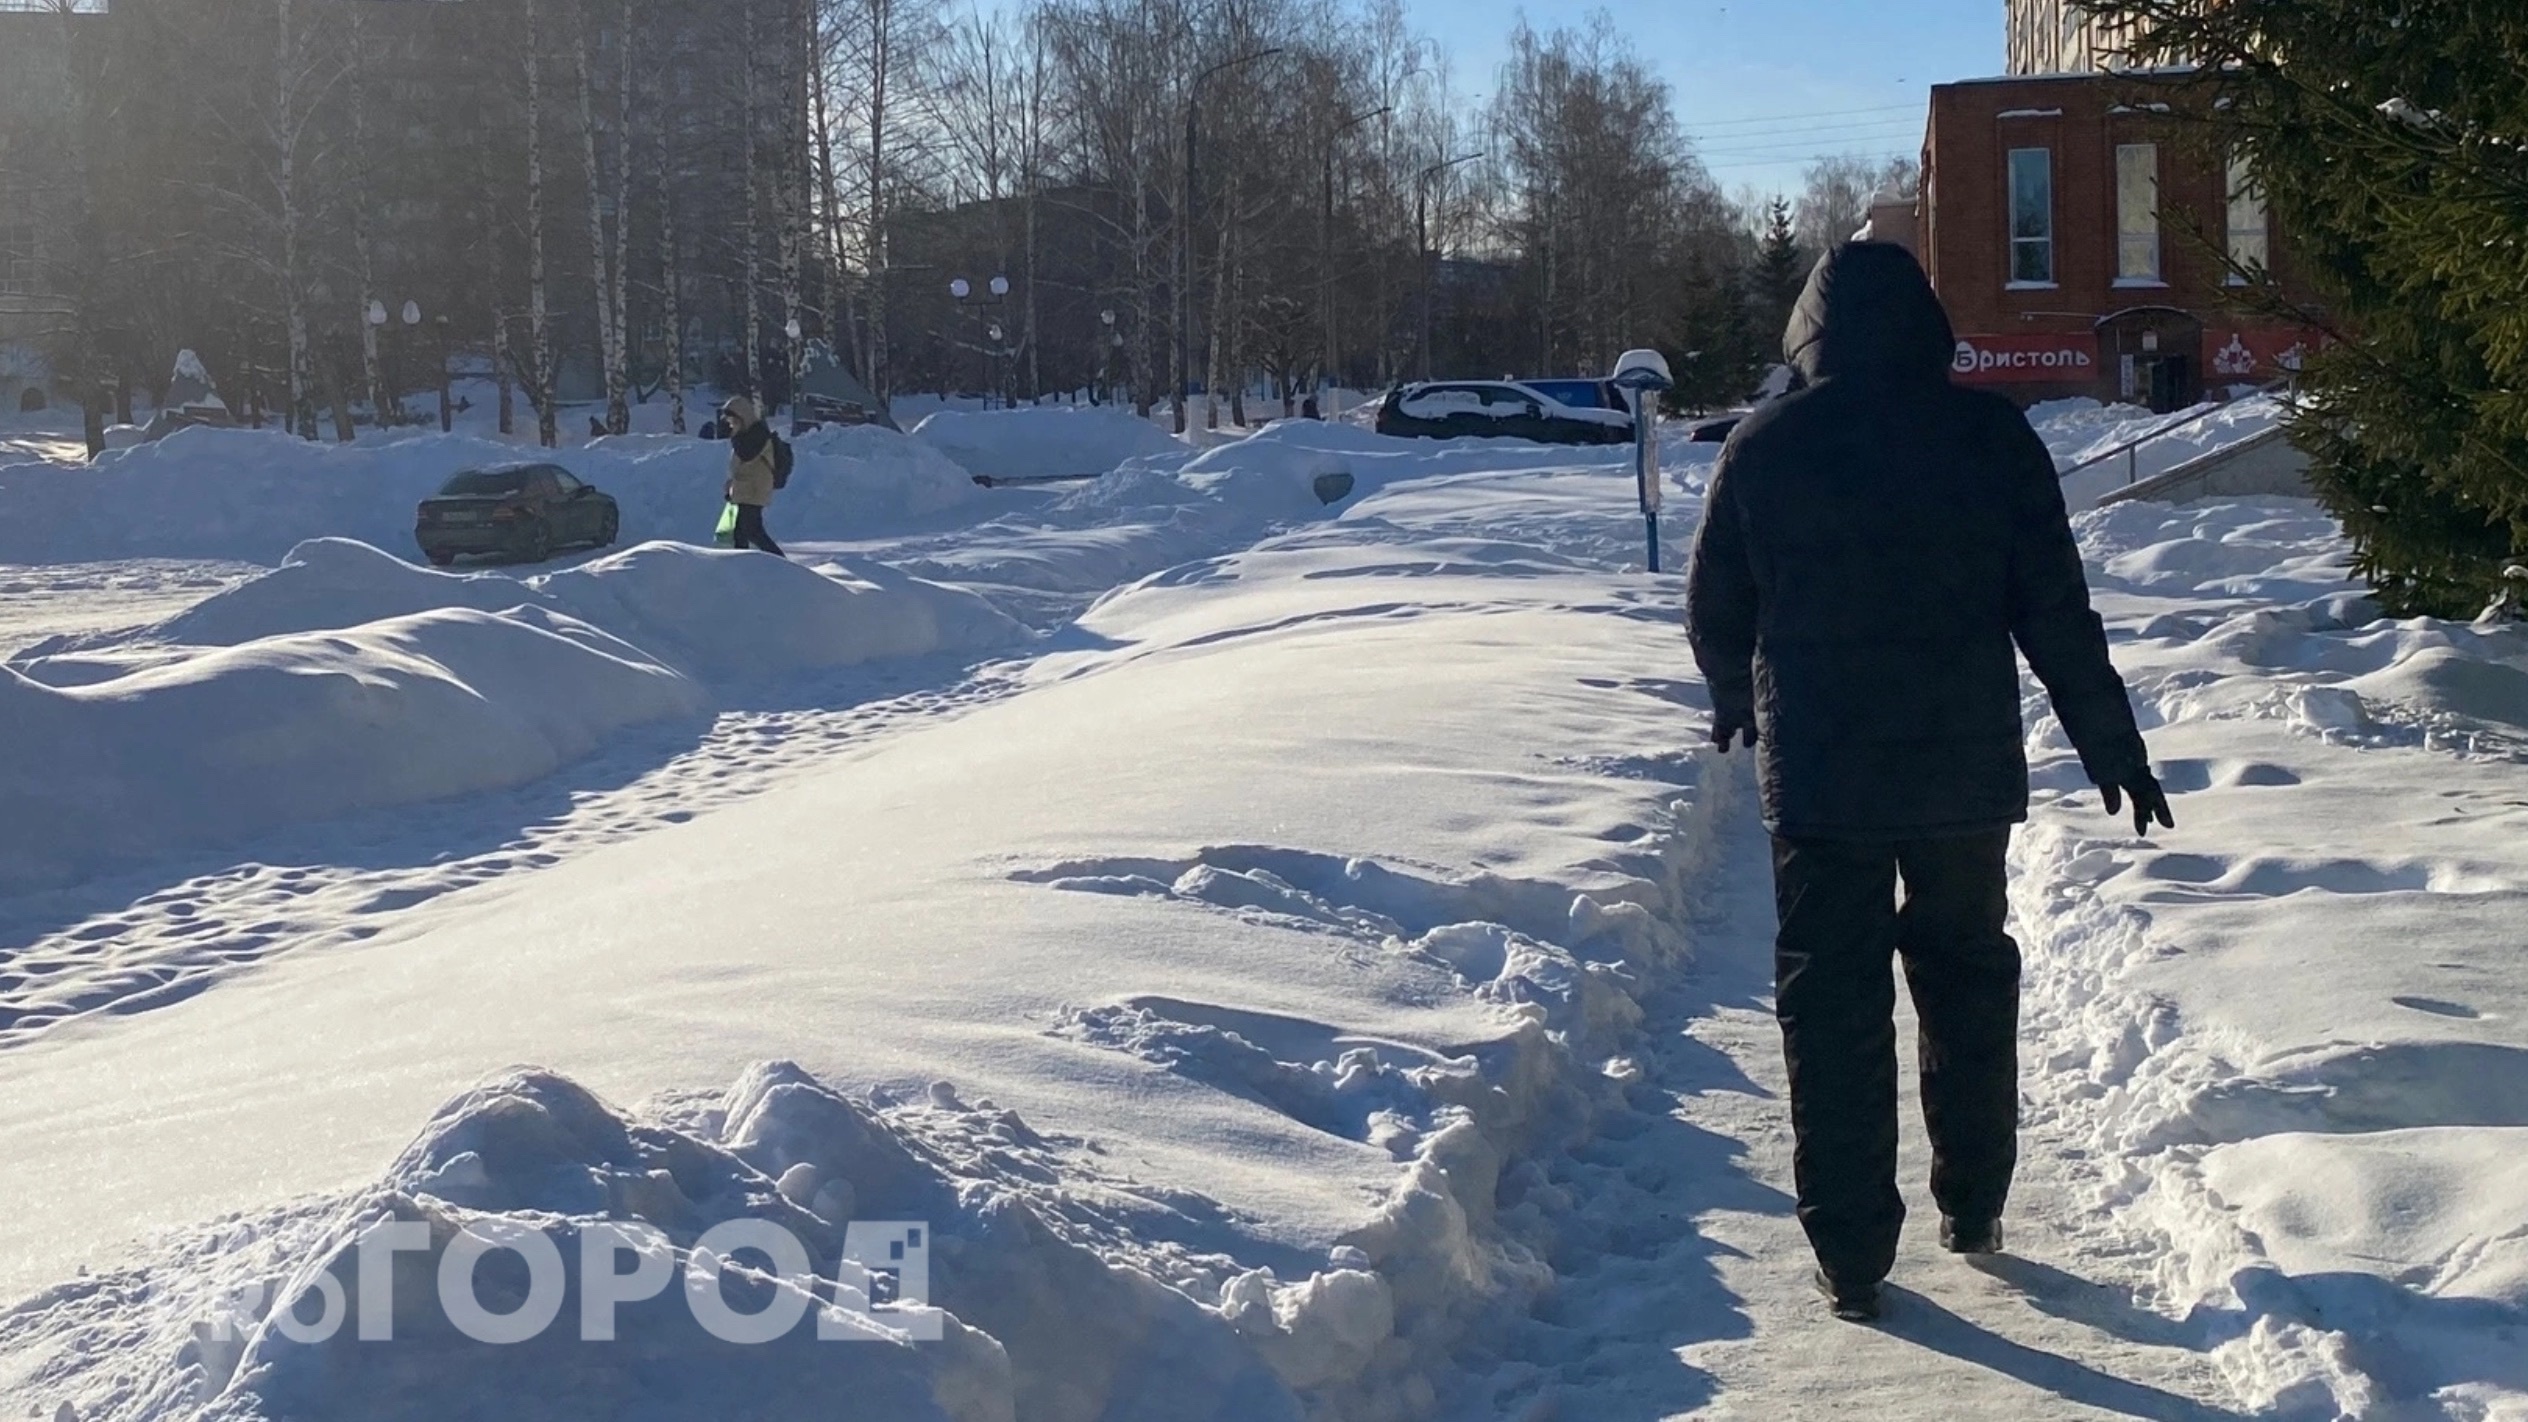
1704;149;1914;174
1697;133;1922;160
1696;132;1924;162
1686;114;1925;140
1678;102;1921;131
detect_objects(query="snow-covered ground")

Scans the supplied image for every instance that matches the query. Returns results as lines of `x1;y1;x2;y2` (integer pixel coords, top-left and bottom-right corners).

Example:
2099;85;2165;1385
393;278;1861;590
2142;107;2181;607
2;400;2521;1420
2039;394;2292;509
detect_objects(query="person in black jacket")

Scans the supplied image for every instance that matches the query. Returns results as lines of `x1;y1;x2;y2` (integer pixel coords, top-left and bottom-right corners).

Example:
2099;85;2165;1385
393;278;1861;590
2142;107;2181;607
1685;242;2172;1323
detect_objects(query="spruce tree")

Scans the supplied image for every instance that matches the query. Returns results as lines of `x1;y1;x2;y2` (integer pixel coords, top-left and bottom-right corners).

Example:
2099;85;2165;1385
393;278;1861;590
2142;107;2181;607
2091;0;2528;617
1750;198;1807;357
1668;254;1763;414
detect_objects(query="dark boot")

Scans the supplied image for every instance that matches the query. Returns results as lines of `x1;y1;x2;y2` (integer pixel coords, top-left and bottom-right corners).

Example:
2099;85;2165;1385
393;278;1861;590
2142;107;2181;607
1814;1268;1883;1323
1939;1215;2005;1256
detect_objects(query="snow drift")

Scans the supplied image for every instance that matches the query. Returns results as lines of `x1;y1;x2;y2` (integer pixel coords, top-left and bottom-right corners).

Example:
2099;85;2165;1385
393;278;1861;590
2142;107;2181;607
2008;496;2528;1416
0;462;1750;1421
0;606;706;893
0;421;985;566
908;406;1185;482
0;538;1024;891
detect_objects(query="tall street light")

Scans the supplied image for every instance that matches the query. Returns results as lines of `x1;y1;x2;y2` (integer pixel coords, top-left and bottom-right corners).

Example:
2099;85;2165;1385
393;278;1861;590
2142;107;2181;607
1417;151;1484;382
1175;46;1284;436
1320;105;1389;419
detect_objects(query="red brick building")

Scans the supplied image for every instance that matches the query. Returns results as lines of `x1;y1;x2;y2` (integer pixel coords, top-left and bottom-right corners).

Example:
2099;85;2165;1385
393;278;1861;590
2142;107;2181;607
1910;3;2325;410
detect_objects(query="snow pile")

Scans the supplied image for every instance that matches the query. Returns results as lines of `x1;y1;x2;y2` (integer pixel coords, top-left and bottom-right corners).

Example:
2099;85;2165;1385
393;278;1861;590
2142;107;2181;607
0;606;706;893
2029;393;2288;490
1058;419;1630;530
538;542;1024;684
0;460;1746;1419
908;405;1185;482
0;538;1023;890
2009;495;2528;1416
0;421;983;565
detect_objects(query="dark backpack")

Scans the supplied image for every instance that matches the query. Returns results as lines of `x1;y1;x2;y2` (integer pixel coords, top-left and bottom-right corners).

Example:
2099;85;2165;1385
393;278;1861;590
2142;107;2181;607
769;433;795;489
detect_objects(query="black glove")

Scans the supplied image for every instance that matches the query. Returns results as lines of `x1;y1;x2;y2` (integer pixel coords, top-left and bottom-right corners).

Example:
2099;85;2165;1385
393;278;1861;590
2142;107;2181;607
2101;768;2175;837
1710;717;1757;753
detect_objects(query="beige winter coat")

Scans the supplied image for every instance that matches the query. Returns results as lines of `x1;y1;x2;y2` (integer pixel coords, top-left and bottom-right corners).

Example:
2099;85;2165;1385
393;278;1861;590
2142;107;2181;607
723;397;779;507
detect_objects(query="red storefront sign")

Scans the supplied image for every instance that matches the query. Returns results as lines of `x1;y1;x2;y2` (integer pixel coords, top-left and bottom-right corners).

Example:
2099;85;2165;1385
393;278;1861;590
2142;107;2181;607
2204;326;2321;382
1951;333;2100;384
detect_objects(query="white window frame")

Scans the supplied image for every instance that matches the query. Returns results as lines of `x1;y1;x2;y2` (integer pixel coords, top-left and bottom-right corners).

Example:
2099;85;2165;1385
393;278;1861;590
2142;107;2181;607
0;222;34;298
2007;147;2056;289
2226;151;2270;284
2114;143;2164;286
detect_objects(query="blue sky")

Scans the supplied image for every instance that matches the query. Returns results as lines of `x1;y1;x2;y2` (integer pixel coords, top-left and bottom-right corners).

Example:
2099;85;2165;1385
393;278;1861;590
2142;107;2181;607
1400;0;2000;198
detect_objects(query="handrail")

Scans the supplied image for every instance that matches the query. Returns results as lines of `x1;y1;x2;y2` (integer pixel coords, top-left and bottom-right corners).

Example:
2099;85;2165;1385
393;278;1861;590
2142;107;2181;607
2058;376;2295;486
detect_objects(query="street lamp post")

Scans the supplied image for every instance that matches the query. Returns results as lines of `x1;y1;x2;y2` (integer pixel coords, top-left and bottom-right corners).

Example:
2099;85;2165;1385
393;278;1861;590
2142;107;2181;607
1175;47;1284;436
435;314;452;432
1320;105;1390;420
950;276;1010;408
1098;308;1120;406
367;299;425;427
784;316;803;428
365;300;393;428
1416;151;1485;383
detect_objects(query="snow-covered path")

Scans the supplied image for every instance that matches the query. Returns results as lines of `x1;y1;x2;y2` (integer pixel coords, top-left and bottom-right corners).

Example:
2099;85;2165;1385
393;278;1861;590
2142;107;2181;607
6;413;2526;1419
1477;784;2247;1419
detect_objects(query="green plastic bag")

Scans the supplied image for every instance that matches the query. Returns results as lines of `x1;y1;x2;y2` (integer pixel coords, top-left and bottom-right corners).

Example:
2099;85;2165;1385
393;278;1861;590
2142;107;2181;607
714;501;739;547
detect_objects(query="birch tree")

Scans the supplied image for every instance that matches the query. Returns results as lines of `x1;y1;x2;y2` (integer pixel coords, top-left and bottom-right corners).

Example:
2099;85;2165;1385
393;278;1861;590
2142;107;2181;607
524;0;558;446
740;0;765;399
344;4;393;427
574;0;624;435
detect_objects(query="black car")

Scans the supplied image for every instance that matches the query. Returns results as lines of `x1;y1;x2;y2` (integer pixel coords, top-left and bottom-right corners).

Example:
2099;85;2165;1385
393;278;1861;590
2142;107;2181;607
415;463;620;566
1686;415;1744;444
1373;380;1636;446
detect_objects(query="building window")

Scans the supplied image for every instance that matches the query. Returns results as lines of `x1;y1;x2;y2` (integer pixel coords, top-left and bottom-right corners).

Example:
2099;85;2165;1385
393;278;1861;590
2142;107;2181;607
2227;151;2270;280
2008;148;2054;286
2116;143;2161;283
0;222;34;297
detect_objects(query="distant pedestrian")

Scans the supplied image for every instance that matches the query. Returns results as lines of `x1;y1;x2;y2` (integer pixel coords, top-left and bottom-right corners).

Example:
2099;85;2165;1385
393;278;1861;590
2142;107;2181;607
1685;242;2171;1324
719;395;786;558
1302;393;1321;420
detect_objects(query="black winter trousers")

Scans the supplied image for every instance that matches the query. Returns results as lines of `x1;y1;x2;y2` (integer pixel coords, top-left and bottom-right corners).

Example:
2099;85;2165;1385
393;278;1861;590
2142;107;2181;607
732;503;785;557
1771;830;2021;1287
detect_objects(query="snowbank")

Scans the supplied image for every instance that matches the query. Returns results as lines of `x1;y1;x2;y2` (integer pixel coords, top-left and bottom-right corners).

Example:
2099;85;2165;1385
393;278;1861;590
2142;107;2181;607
2009;496;2528;1415
0;537;1024;890
0;421;984;566
2030;393;2289;503
908;405;1185;481
538;542;1025;683
0;606;707;893
0;461;1744;1420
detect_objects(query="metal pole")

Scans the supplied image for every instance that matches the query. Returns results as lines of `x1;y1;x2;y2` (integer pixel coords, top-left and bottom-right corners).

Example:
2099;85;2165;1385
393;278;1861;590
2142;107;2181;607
1416;176;1430;382
1614;355;1672;573
1637;409;1662;573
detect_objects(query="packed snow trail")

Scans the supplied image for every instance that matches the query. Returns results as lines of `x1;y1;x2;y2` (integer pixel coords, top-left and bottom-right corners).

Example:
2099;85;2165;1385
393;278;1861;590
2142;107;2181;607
1453;764;2246;1418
